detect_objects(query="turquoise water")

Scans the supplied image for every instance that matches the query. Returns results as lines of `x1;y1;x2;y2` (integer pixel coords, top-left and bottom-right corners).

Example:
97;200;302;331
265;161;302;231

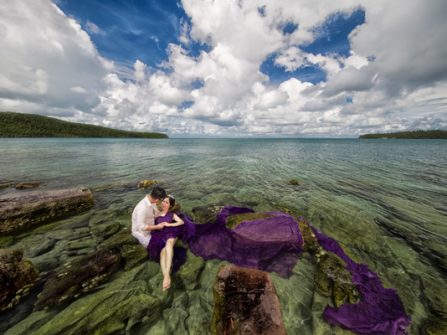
1;138;446;333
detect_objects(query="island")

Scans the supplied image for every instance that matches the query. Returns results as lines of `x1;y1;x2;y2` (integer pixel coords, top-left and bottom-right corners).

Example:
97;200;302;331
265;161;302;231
0;112;168;138
359;130;447;139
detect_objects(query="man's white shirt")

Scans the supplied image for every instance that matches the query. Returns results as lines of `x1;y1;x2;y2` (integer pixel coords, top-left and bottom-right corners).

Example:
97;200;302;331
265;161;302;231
131;196;158;247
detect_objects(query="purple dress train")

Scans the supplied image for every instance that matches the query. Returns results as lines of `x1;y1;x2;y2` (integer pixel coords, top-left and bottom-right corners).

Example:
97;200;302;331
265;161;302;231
177;206;411;335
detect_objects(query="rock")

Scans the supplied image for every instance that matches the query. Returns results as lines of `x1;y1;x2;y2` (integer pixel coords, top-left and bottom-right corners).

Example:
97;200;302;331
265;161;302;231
271;254;316;334
3;310;56;335
176;252;205;290
138;179;158;189
26;264;163;335
15;181;42;190
0;187;95;236
120;244;148;270
421;317;447;335
288;179;300;186
34;247;122;310
191;205;224;224
100;229;135;248
17;235;55;258
295;218;359;307
90;220;121;241
0;181;14;190
212;264;287;335
314;251;359;308
226;212;275;229
0;248;39;312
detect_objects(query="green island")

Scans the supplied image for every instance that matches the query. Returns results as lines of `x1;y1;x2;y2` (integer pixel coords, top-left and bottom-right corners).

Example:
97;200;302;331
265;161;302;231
359;130;447;139
0;112;168;138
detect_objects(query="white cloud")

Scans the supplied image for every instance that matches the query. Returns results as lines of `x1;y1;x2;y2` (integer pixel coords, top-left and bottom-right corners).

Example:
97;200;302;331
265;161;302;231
0;0;446;136
0;0;109;117
85;21;105;35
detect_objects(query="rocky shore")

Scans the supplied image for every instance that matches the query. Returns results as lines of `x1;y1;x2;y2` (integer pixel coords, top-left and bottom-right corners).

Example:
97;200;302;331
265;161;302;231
0;182;446;335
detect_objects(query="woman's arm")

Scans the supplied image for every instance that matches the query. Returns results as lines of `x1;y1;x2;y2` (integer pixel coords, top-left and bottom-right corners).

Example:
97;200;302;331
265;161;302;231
163;213;184;227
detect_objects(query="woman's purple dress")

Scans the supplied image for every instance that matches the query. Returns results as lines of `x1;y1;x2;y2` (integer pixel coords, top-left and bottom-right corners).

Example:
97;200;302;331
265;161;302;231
146;206;410;335
147;212;184;263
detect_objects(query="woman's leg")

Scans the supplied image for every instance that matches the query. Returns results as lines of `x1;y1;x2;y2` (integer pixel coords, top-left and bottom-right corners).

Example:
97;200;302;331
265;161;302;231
160;247;168;278
163;238;177;290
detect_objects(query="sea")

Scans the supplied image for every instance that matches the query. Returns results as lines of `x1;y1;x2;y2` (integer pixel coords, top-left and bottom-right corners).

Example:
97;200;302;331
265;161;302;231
0;137;446;334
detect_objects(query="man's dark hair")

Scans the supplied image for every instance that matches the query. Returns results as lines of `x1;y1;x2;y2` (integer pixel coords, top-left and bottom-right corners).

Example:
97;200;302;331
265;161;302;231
150;186;167;200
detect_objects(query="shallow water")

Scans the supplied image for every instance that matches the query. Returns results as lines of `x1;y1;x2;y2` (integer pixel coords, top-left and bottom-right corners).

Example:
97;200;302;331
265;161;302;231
1;138;446;334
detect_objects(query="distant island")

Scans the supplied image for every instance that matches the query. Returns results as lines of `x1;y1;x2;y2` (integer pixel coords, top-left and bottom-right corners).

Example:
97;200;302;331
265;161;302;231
359;130;447;139
0;112;168;138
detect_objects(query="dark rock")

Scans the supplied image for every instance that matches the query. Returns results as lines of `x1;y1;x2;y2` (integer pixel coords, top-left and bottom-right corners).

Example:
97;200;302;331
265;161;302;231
225;212;275;229
137;179;158;189
0;181;14;190
191;205;224;224
34;247;122;310
15;181;42;190
421;317;447;335
100;229;149;270
288;179;300;186
90;221;121;241
0;248;39;312
314;251;359;307
212;264;287;335
0;187;94;236
296;218;359;307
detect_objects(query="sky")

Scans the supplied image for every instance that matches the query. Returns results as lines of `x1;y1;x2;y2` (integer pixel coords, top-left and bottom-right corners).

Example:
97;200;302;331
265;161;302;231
0;0;446;137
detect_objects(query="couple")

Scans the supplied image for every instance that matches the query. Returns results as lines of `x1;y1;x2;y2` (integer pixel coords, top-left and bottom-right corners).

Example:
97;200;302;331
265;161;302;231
131;187;411;334
131;186;184;291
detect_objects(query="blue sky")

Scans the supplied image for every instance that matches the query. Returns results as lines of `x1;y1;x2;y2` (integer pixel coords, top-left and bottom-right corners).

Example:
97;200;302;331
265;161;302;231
58;0;365;85
0;0;446;136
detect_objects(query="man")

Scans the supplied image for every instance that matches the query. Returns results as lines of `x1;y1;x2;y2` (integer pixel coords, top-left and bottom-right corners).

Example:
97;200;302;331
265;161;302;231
132;186;167;248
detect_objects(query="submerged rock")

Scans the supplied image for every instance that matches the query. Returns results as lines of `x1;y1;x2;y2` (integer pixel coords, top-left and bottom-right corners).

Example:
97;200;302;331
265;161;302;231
288;179;300;186
225;212;275;229
296;217;359;307
0;187;94;236
191;205;224;224
212;264;287;335
421;317;447;335
16;263;163;335
0;248;39;312
137;179;158;189
15;181;42;190
0;181;14;190
34;247;122;310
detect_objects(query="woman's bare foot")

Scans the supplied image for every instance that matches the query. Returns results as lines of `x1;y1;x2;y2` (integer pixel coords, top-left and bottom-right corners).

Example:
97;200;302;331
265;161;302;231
162;276;171;291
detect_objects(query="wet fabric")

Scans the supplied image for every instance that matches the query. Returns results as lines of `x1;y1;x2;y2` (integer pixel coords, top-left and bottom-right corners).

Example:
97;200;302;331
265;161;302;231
150;206;410;334
181;206;303;277
311;226;411;335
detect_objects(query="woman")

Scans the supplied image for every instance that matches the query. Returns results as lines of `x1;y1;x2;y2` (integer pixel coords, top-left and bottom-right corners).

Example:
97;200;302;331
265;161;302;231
146;195;184;291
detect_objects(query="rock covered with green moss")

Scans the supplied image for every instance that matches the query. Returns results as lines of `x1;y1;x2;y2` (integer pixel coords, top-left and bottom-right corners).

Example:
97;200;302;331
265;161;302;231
212;264;286;335
0;248;39;311
0;188;94;236
34;247;122;310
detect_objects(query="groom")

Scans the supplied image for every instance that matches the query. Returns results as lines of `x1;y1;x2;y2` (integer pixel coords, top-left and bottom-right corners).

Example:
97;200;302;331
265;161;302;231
131;186;167;248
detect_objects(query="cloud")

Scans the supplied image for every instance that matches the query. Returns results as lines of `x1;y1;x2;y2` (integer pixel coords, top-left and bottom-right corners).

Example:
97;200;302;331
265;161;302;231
0;0;110;117
0;0;446;136
85;21;105;35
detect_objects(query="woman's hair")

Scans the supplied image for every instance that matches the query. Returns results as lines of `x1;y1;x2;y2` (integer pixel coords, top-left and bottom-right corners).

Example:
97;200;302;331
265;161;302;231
166;194;181;212
167;195;176;209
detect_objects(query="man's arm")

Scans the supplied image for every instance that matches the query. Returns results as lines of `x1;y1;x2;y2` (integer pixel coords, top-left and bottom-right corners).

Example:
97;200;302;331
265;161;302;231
132;205;151;242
